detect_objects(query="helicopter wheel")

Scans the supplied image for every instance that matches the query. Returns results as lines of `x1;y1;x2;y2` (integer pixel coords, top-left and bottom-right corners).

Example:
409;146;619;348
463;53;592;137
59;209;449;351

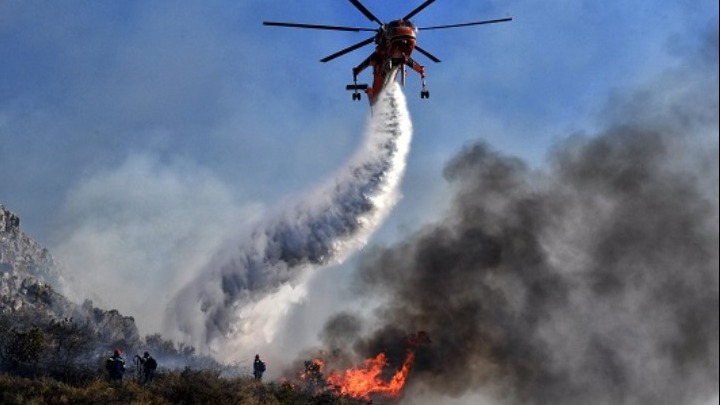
352;93;362;101
420;90;430;99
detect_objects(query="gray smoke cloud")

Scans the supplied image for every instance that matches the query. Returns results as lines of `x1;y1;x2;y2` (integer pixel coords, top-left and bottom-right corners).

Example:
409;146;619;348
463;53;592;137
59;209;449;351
166;83;413;350
322;30;719;405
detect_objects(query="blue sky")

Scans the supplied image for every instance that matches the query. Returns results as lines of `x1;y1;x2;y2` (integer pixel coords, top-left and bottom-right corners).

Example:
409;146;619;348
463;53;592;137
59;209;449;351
2;0;716;243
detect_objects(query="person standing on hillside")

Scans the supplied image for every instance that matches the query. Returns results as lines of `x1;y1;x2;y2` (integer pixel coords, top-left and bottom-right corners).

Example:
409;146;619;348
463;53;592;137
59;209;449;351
253;354;266;381
135;351;158;384
105;349;126;383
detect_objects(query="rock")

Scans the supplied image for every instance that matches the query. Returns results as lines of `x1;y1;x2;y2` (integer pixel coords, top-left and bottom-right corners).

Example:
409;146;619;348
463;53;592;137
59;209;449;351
0;204;20;232
0;203;140;345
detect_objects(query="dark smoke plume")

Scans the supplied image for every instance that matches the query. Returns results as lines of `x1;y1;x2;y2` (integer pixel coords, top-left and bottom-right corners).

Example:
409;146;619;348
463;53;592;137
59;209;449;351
323;30;719;405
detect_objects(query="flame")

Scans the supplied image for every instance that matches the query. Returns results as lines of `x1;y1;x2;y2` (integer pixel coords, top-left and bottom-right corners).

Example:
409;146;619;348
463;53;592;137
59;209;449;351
295;333;429;399
326;352;415;400
299;358;325;380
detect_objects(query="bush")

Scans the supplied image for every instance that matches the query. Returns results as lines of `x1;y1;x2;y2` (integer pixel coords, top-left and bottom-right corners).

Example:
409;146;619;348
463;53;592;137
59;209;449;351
0;312;371;405
0;370;372;405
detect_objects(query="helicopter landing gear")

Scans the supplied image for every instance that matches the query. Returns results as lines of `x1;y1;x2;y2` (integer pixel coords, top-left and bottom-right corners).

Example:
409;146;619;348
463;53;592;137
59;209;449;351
346;76;368;102
420;76;430;99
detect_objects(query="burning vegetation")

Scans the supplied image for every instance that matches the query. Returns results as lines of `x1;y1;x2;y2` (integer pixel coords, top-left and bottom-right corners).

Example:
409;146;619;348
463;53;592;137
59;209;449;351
326;352;414;400
288;332;430;402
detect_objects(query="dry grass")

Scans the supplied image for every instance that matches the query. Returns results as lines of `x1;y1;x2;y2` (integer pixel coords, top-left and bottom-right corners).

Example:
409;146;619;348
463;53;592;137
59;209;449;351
0;370;372;405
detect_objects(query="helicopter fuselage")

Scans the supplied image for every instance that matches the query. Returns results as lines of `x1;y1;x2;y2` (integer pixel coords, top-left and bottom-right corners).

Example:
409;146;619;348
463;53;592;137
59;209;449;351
357;20;427;104
381;20;418;59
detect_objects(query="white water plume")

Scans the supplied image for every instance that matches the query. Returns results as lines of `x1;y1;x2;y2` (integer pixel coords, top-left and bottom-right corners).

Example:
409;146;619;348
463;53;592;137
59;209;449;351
166;83;412;351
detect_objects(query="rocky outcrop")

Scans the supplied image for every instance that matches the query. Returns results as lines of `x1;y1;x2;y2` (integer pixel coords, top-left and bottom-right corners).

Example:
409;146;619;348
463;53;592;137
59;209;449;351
82;300;141;343
0;204;61;287
0;203;139;345
1;204;66;314
0;206;20;231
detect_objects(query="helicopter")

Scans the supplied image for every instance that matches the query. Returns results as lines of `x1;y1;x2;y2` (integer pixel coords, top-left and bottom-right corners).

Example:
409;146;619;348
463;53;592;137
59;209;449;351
263;0;511;105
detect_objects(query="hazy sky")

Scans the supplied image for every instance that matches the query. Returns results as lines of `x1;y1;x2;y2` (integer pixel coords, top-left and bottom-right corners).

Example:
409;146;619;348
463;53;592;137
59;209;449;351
2;0;715;241
1;2;718;403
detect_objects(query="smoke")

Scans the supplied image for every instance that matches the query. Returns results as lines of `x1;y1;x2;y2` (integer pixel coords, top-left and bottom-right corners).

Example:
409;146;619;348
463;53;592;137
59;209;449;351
52;154;257;334
166;82;413;352
320;30;719;405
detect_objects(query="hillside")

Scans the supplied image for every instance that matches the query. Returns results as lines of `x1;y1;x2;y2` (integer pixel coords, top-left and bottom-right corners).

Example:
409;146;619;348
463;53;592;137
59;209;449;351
0;203;371;405
1;204;139;345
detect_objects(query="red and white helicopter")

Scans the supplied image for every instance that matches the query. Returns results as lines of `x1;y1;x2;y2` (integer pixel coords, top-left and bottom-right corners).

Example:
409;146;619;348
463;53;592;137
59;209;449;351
264;0;512;105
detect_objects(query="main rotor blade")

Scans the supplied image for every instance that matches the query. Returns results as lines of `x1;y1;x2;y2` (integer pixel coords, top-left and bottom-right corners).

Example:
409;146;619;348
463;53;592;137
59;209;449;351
348;0;383;26
403;0;437;21
320;36;375;63
415;45;441;63
263;21;376;32
418;17;513;31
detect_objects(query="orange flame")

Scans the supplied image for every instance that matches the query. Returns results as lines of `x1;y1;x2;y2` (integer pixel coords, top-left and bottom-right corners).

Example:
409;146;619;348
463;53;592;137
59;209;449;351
326;351;415;400
300;358;325;376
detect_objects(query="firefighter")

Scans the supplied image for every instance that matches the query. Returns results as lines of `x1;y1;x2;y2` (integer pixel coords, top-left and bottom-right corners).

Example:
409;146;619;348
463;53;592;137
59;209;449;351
105;349;126;383
253;354;266;380
135;351;158;384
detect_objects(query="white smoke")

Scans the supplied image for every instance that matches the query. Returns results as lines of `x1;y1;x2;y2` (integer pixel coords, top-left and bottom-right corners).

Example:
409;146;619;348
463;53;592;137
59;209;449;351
51;154;259;334
165;82;413;356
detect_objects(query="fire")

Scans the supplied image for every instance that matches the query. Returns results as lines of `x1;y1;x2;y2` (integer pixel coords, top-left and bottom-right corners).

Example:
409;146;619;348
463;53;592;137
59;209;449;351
326;351;415;400
300;358;325;379
295;332;429;399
